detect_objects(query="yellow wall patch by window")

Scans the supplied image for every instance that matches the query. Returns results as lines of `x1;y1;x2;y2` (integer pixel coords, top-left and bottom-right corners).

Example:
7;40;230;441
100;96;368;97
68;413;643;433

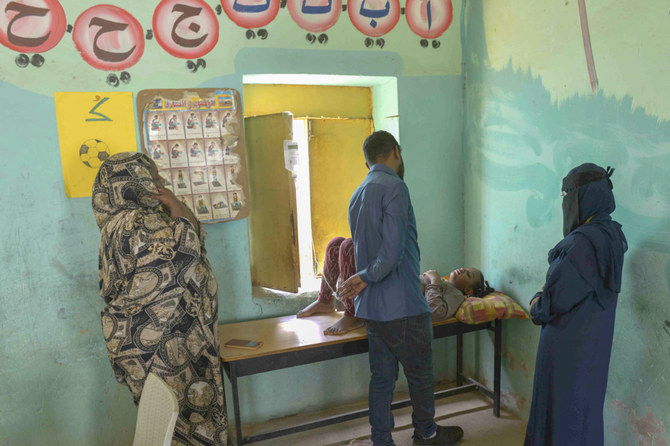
54;92;138;198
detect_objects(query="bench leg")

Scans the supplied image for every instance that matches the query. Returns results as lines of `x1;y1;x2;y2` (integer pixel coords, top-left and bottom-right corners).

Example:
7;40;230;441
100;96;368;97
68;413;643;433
493;320;502;417
230;365;244;445
456;333;463;386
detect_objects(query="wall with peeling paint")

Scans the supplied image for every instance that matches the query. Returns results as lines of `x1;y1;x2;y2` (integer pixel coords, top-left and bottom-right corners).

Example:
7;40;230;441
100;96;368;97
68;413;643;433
462;1;670;445
0;1;465;445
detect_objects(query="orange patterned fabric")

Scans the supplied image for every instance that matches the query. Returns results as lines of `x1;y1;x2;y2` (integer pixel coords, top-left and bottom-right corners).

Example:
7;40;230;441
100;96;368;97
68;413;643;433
455;292;530;325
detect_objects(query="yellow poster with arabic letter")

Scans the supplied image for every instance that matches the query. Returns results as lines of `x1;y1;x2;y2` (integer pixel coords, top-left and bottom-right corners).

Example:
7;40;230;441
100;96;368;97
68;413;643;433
54;92;137;198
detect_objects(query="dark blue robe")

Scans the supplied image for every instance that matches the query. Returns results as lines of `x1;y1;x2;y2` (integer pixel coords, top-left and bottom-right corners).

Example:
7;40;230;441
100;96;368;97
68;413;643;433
525;164;627;446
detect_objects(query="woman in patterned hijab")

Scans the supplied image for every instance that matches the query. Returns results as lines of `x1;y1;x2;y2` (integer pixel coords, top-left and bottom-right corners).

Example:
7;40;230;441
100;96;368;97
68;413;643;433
92;152;227;446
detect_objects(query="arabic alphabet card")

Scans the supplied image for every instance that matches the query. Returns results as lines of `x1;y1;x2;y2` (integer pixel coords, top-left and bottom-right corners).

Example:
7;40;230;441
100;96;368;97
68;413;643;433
54;92;137;198
348;0;400;37
405;0;453;40
287;0;342;33
221;0;281;29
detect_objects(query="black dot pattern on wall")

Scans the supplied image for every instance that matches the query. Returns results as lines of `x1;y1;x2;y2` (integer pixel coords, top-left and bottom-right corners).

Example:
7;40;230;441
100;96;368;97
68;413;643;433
106;73;120;87
30;54;44;67
15;53;29;68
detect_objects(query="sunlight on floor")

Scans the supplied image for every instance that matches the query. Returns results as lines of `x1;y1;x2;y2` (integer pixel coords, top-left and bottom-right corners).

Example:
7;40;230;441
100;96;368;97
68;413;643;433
241;389;526;446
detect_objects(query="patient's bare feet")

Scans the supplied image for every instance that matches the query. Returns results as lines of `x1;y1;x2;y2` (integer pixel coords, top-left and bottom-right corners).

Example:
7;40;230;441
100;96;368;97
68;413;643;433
296;300;335;318
323;315;365;336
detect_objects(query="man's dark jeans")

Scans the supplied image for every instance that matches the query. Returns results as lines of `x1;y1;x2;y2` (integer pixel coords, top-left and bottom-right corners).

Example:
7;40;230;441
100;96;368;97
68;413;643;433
366;312;437;446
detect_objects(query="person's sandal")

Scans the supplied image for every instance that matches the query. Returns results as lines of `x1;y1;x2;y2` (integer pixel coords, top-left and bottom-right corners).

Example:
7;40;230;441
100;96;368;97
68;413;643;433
412;425;463;445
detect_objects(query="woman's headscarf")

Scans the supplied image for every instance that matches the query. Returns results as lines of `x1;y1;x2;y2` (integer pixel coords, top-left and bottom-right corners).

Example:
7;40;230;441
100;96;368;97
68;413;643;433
553;163;628;309
92;152;161;229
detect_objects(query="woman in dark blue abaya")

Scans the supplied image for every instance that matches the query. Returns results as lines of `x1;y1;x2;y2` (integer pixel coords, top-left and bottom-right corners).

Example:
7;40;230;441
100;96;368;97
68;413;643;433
524;163;628;446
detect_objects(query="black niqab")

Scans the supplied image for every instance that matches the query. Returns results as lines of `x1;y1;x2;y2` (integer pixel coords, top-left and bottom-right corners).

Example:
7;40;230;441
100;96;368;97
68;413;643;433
556;163;627;309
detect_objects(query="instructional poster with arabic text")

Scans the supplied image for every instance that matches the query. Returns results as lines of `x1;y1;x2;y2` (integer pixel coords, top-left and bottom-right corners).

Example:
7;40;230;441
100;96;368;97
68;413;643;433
137;89;249;223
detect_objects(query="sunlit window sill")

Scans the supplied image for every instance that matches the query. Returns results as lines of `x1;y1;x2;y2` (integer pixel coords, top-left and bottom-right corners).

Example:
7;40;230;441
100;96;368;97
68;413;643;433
251;285;319;303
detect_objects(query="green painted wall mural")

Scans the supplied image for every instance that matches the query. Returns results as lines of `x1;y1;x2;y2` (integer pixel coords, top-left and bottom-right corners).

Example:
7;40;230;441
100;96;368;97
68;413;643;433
462;1;669;445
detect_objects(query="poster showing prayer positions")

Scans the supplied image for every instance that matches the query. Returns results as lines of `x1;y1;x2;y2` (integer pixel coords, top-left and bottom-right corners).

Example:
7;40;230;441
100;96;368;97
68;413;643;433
54;92;137;198
137;88;249;223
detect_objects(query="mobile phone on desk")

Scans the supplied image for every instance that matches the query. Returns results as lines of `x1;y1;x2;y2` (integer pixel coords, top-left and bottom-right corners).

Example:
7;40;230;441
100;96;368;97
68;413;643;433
224;338;263;350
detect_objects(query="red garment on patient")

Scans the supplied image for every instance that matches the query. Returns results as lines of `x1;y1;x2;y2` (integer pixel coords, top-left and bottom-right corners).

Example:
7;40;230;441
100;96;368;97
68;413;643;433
318;237;356;317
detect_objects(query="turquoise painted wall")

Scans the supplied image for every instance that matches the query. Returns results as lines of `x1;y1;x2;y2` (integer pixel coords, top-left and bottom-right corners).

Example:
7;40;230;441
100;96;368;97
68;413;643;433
462;1;670;445
0;1;464;444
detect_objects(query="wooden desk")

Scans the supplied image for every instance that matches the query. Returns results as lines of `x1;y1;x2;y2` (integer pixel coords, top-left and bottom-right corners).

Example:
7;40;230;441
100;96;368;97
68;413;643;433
220;313;502;445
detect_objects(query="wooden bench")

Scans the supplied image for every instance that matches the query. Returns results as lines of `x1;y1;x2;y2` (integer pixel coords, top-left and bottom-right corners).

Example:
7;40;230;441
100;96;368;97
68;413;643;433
219;313;502;445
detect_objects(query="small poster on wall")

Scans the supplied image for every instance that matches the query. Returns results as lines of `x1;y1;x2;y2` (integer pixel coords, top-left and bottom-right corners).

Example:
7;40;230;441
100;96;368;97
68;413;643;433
137;88;250;223
54;92;138;198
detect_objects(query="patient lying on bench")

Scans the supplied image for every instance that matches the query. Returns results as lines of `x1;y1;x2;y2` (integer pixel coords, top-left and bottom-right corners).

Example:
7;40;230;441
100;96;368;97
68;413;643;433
297;237;493;334
421;268;494;321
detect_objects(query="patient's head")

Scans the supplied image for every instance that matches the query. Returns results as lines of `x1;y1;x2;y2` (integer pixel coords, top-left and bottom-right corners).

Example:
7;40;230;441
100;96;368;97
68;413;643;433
448;268;494;297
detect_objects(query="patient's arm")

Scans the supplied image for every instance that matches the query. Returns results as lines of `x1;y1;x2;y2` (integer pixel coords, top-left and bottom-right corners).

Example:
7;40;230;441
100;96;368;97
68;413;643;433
421;270;442;285
425;283;448;321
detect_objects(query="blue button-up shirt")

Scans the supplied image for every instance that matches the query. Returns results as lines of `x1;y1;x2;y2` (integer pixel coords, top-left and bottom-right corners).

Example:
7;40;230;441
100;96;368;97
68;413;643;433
348;164;430;321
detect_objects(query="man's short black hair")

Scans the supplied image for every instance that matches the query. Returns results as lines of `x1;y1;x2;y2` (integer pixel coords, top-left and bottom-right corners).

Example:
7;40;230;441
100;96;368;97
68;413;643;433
363;130;399;165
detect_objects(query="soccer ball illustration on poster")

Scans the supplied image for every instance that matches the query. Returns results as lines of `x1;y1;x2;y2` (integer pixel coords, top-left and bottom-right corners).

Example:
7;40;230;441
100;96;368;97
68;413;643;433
79;139;110;168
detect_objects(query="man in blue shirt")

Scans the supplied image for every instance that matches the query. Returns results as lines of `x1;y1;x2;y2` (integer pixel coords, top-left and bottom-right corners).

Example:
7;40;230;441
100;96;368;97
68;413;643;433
339;131;464;446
